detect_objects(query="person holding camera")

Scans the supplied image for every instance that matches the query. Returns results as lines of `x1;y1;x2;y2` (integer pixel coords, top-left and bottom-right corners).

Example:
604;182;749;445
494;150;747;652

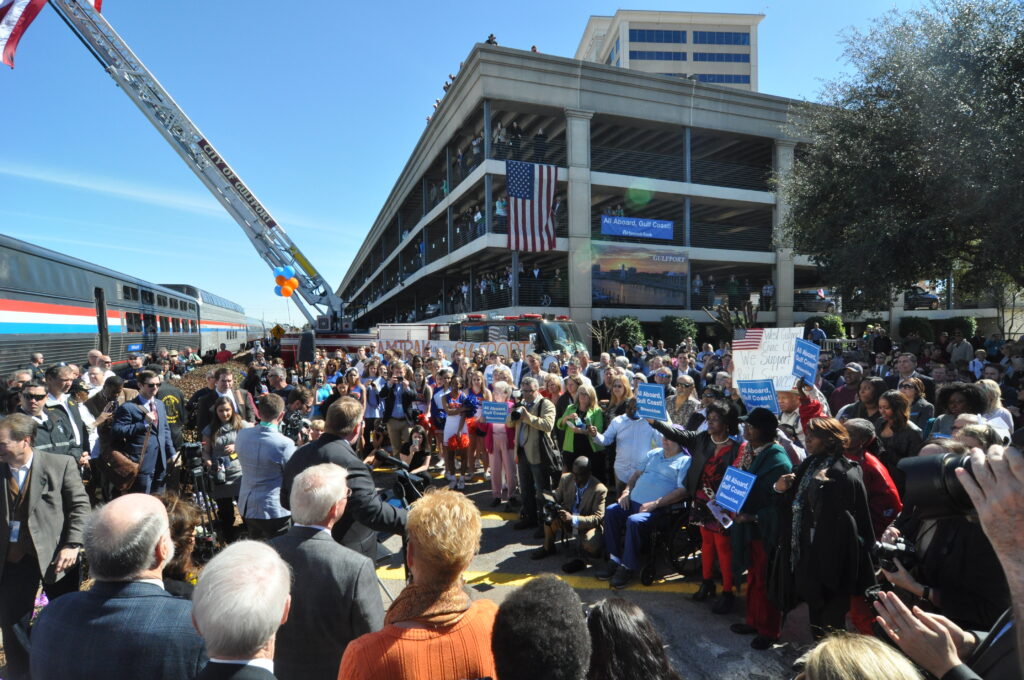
379;362;415;453
531;456;608;572
507;376;557;533
201;396;249;543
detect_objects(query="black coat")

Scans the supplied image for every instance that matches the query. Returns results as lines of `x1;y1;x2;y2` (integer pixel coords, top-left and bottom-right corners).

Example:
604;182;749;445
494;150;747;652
378;382;415;423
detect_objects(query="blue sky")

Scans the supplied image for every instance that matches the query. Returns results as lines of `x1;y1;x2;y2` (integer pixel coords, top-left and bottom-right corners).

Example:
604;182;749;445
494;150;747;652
1;0;920;323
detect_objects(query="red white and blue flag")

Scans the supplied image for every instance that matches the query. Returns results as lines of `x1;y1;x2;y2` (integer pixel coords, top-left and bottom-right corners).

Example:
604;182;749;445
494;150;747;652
1;0;47;67
506;160;556;252
732;328;764;351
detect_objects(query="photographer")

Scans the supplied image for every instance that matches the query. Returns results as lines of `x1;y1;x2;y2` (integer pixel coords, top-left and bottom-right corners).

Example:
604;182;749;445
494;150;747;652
879;439;1010;632
531;456;608;573
507;376;557;532
281;386;314;445
379;362;415;451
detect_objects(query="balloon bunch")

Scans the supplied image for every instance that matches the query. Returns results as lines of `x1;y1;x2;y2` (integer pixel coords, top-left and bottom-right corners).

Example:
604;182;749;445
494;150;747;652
273;265;300;298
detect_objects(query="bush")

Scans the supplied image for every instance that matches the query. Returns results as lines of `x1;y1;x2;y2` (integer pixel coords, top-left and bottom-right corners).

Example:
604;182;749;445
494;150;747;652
935;316;978;339
660;316;698;348
898;316;935;342
602;316;644;350
804;314;846;340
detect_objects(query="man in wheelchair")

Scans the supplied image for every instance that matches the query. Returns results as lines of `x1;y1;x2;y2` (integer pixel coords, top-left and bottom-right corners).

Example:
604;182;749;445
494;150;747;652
596;431;691;589
530;456;608;573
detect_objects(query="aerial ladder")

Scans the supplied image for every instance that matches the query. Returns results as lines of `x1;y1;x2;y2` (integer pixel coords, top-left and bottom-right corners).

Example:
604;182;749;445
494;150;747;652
47;0;346;331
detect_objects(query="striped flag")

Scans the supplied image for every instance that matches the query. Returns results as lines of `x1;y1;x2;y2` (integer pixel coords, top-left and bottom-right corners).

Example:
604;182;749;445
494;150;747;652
1;0;47;67
732;328;764;351
506;160;556;252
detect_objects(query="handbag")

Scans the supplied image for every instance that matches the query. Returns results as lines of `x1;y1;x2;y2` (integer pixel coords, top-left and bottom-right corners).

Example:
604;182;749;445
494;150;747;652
536;399;563;485
766;542;798;613
100;404;152;493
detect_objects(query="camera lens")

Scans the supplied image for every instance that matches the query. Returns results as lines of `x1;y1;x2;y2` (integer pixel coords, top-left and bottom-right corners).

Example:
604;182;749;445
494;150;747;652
898;452;974;517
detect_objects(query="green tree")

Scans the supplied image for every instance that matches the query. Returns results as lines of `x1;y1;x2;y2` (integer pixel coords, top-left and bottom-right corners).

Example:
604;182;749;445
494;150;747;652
804;315;846;340
778;0;1024;311
660;316;698;348
588;315;644;352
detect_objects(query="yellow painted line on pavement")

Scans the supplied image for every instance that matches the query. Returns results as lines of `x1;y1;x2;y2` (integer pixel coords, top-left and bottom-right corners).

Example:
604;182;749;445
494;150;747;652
375;565;700;593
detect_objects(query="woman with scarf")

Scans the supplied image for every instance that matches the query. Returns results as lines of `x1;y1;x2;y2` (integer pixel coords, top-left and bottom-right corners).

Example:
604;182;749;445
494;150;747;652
773;417;877;640
338;489;497;680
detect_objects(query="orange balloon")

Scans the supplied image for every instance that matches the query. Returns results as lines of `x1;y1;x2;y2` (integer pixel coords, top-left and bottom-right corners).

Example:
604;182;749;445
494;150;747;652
287;277;300;289
281;286;294;297
275;274;287;285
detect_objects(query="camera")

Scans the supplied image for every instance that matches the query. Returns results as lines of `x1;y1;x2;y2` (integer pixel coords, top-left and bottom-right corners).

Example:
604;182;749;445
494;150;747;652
182;442;204;476
541;496;565;526
898;452;975;518
872;537;917;573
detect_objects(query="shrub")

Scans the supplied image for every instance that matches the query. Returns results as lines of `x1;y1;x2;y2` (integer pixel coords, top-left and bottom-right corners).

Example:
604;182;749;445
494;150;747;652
804;314;846;339
898;316;935;342
935;316;978;339
660;316;698;348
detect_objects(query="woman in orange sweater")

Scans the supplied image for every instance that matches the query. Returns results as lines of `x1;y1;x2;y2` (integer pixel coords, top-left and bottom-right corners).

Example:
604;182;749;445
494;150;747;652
338;489;497;680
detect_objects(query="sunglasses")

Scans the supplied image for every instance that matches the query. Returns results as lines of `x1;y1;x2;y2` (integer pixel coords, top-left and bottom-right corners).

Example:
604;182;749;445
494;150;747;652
23;393;47;401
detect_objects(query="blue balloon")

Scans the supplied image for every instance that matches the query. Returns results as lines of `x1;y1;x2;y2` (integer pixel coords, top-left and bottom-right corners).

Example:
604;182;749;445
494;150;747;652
273;266;284;278
282;265;295;279
274;285;283;296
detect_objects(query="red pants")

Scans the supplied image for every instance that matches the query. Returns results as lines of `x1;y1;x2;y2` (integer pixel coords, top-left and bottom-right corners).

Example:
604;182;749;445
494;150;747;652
849;595;875;634
745;539;781;639
700;527;734;591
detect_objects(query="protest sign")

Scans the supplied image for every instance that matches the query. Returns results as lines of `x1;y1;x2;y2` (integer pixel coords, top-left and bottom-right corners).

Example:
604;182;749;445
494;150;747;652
481;401;510;424
714;467;759;514
737;379;780;414
792;338;821;385
635;383;668;421
731;327;803;393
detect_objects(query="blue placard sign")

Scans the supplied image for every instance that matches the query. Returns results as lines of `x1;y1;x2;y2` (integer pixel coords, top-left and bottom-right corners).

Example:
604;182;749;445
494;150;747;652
792;338;820;385
600;215;674;240
737;379;780;414
481;401;510;424
635;383;669;421
126;343;143;353
715;467;758;514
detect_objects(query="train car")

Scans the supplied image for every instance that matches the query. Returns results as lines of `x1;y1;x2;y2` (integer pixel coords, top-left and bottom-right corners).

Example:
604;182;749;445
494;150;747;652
0;234;202;376
245;316;267;347
161;285;248;355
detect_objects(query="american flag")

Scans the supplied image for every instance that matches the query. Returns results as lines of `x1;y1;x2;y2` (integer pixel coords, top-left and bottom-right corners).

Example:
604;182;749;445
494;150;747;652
733;328;764;351
506;160;557;252
1;0;47;67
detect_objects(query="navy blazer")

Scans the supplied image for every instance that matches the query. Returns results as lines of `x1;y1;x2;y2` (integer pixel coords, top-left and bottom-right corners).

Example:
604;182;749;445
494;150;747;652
30;580;208;680
111;396;175;474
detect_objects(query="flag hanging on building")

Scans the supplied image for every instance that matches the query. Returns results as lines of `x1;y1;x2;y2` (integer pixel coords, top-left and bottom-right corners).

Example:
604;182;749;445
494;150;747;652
1;0;47;68
506;159;557;252
732;327;764;351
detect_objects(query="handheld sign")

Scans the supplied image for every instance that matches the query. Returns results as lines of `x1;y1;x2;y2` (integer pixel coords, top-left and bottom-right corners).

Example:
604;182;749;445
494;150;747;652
481;401;510;424
737;379;780;414
635;383;668;421
714;467;759;514
792;338;820;385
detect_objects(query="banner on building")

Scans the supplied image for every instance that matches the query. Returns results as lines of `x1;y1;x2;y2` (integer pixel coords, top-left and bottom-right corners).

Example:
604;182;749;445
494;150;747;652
591;241;688;308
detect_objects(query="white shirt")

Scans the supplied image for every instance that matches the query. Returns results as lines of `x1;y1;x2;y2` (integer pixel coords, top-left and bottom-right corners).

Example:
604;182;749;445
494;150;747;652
209;659;275;673
217;390;238;410
10;453;33;489
293;523;331;533
137;578;166;590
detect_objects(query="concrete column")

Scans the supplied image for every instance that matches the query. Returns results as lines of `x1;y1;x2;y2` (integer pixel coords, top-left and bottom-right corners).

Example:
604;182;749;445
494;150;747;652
565;108;594;326
773;140;797;327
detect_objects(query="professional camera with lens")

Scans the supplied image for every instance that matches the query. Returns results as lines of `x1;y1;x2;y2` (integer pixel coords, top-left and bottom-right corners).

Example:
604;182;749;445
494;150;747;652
181;442;204;476
872;537;917;573
541;497;565;526
898;453;975;518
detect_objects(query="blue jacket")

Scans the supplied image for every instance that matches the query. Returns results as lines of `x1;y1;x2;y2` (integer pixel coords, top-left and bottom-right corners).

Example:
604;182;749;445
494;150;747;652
111;396;175;474
31;580;207;680
236;424;295;519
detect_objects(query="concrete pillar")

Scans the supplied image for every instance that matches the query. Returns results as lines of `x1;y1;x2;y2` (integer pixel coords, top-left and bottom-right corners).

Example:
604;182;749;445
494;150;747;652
773;140;797;328
565;108;594;332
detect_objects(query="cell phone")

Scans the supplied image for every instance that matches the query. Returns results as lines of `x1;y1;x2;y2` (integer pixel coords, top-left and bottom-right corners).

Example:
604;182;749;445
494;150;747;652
105;401;117;413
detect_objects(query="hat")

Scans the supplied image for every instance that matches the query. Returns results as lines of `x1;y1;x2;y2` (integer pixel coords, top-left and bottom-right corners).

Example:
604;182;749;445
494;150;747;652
168;350;179;357
69;380;90;395
843;362;863;374
740;407;779;433
127;352;140;359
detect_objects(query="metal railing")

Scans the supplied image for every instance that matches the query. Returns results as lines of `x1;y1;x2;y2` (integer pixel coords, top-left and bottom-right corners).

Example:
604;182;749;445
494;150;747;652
489;138;568;167
692;158;770;192
691;222;772;252
591;145;686;182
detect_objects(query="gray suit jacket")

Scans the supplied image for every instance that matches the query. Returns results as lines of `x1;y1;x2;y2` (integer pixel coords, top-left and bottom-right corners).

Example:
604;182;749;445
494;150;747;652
0;451;90;584
269;526;384;680
236;425;295;519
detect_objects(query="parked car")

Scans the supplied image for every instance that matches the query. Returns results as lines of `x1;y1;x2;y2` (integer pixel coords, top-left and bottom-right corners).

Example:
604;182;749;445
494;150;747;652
794;288;838;313
904;285;940;310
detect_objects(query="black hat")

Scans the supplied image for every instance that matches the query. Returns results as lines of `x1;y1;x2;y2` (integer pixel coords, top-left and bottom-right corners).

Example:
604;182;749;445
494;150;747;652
69;379;90;395
740;407;778;434
127;352;140;359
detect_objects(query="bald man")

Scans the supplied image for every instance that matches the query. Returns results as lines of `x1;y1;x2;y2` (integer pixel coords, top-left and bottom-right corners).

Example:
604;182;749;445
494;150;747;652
31;493;208;679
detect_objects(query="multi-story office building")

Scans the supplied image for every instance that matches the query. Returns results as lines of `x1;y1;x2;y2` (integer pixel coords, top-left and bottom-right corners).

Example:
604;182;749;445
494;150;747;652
575;10;762;90
337;43;829;341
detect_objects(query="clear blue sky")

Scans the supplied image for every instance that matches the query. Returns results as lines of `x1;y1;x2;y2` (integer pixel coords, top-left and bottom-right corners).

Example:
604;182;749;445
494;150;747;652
1;0;920;323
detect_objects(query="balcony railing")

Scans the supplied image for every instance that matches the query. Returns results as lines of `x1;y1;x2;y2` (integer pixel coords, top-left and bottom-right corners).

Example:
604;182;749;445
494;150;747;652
591;145;685;182
692;158;770;192
691;222;772;252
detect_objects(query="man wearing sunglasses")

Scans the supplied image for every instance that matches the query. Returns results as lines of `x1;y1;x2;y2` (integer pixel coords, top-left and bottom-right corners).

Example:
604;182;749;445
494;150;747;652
16;382;78;460
111;370;175;495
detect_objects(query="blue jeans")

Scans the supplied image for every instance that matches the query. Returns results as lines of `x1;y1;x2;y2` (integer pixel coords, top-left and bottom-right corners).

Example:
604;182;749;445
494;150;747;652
603;500;665;571
517;451;548;525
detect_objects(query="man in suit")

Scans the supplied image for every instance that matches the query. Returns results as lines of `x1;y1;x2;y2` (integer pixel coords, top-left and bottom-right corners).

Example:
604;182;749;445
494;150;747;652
271;464;384;680
885;352;937;404
532;457;607;572
0;413;89;679
281;397;406;561
235;393;295;539
197;367;257;436
43;364;87;465
507;376;556;532
508;348;526;387
111;370;176;494
378;361;415;450
193;541;290;680
30;493;207;679
84;375;138;419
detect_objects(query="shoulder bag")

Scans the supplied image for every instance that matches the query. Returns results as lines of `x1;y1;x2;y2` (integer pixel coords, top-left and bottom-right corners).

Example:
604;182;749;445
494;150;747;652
100;404;152;492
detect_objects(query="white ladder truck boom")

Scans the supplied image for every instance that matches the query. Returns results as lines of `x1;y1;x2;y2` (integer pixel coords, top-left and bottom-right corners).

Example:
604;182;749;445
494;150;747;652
48;0;345;331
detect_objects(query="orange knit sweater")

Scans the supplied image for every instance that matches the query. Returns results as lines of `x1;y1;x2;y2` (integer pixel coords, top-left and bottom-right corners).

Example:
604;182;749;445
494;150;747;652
338;598;498;680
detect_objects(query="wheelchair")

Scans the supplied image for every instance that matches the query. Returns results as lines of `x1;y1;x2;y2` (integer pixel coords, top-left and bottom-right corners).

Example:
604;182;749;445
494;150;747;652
639;501;703;586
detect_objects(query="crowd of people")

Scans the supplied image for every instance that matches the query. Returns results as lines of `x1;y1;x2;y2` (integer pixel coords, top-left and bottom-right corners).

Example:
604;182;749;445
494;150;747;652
2;325;1023;679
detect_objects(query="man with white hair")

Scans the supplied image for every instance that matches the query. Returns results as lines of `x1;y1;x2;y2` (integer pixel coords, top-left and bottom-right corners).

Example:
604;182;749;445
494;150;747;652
30;493;207;679
269;464;384;680
193;541;291;680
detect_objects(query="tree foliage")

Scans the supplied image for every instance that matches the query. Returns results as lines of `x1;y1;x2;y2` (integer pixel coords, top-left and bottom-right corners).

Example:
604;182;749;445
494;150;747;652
898;316;936;342
778;0;1024;311
588;315;645;352
804;314;847;340
660;316;698;348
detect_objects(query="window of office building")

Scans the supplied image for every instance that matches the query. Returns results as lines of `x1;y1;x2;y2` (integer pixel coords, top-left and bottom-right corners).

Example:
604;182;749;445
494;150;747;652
692;31;750;45
628;29;686;44
629;51;687;61
694;74;751;84
605;38;620;66
692;52;750;63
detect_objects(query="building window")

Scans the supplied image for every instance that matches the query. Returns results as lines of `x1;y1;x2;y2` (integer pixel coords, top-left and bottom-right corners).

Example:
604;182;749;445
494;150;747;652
629;51;687;61
605;37;620;66
629;29;686;44
692;31;750;45
692;52;751;62
694;74;751;84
